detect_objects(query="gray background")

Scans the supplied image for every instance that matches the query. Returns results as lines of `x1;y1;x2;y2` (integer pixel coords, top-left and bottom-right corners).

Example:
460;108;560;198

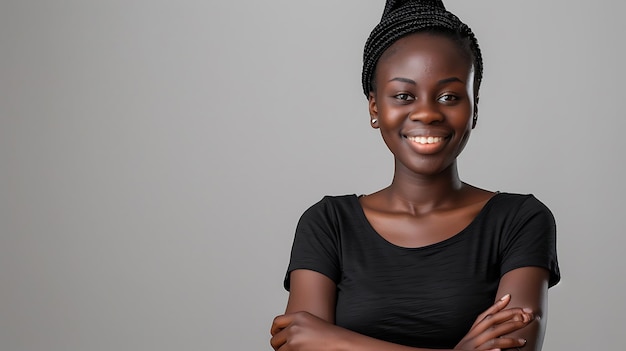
1;0;624;350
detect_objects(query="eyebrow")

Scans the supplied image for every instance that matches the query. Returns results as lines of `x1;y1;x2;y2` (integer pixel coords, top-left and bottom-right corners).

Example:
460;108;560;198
387;77;464;85
388;77;416;85
437;77;464;85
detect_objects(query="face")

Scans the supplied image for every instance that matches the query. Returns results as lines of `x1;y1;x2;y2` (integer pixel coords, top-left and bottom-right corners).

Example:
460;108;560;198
369;32;476;177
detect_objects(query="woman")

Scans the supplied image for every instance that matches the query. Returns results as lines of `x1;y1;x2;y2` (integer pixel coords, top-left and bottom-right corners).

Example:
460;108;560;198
270;1;560;350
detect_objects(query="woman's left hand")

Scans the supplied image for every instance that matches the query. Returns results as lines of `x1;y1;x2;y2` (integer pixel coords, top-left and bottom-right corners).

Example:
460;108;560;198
270;311;343;351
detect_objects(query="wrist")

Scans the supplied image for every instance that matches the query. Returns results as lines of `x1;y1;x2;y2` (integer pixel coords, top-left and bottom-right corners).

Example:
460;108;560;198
333;327;355;351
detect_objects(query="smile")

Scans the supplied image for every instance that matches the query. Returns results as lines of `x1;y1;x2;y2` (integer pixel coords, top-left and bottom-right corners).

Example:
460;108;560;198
406;136;444;144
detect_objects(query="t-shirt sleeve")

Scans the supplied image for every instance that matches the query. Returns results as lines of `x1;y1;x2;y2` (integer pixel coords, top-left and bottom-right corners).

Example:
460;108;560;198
499;195;561;287
283;197;342;291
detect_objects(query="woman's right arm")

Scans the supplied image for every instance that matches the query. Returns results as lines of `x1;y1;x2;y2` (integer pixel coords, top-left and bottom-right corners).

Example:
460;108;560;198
284;269;337;322
272;269;532;351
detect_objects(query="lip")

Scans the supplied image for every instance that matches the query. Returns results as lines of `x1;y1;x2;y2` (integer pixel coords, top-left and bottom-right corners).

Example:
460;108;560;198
403;127;451;138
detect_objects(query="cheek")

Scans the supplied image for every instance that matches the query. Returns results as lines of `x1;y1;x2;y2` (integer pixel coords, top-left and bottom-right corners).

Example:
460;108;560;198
379;105;409;125
453;103;474;128
378;122;404;152
449;107;474;144
454;127;472;154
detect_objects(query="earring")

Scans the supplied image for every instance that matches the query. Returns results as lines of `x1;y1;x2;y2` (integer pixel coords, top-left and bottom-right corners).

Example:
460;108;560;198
371;119;378;124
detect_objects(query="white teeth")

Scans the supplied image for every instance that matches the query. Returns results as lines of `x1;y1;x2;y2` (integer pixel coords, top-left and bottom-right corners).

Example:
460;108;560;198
408;136;443;144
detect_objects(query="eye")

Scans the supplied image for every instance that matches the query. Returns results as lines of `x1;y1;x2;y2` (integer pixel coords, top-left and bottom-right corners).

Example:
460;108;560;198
438;94;459;104
393;93;415;101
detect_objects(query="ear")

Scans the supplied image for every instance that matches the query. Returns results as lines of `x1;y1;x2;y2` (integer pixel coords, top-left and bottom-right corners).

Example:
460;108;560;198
368;92;379;129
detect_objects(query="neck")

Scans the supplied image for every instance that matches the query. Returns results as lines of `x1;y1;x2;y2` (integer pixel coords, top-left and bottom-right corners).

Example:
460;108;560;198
385;161;464;213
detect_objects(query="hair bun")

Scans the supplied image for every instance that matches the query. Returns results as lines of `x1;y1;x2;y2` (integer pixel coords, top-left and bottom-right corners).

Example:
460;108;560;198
382;0;446;17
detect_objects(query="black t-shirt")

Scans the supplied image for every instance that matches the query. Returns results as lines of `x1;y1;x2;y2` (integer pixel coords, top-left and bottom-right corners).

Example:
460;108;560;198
284;193;560;349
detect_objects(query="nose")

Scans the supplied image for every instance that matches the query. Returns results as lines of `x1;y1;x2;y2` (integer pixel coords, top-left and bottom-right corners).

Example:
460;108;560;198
409;100;444;124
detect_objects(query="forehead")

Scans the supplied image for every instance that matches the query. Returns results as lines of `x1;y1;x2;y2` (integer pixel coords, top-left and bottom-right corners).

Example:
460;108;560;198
376;32;473;79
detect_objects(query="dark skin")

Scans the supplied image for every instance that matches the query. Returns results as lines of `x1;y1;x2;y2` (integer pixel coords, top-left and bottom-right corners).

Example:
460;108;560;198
271;32;550;351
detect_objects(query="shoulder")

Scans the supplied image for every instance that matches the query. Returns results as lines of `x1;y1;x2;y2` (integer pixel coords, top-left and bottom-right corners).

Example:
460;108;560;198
300;194;359;217
296;194;360;230
313;194;359;207
485;192;557;247
475;192;556;236
486;192;554;218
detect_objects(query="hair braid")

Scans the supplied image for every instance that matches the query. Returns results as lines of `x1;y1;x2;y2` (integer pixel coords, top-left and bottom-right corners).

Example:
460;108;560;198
383;0;446;17
362;0;483;98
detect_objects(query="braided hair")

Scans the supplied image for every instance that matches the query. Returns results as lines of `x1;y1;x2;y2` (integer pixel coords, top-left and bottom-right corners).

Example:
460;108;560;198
362;0;483;98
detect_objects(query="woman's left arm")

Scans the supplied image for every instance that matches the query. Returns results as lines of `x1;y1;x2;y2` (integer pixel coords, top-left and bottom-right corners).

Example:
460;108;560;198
494;266;550;351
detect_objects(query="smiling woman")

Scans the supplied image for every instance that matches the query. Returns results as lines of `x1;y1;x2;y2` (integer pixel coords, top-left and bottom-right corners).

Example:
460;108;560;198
270;1;560;351
371;33;475;174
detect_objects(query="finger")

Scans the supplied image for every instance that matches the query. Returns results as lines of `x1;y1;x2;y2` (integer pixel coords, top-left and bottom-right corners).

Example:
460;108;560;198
478;336;527;350
487;319;531;338
480;307;533;327
468;313;530;339
271;314;292;336
464;308;532;341
470;319;531;347
471;294;511;329
270;328;288;350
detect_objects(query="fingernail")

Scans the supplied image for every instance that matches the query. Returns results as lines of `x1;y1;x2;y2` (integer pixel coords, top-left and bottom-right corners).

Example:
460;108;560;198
499;293;510;301
519;338;527;344
523;307;533;313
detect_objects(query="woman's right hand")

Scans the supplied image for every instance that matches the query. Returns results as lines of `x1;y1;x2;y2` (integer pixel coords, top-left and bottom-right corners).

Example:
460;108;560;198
454;294;534;350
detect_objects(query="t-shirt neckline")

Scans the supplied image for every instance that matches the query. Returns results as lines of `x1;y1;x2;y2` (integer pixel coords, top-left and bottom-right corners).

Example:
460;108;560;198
349;192;503;250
